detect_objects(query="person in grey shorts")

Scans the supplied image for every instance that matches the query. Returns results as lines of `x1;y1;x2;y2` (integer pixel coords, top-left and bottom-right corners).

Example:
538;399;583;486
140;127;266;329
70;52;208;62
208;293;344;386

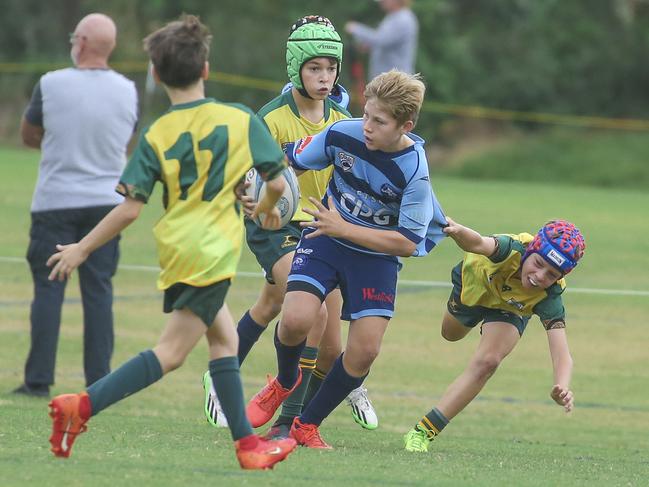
345;0;419;79
14;13;138;397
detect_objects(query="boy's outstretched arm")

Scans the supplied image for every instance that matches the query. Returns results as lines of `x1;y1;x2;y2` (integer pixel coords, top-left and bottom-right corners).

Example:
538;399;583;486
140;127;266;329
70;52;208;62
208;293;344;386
47;197;144;281
443;217;497;256
546;326;574;412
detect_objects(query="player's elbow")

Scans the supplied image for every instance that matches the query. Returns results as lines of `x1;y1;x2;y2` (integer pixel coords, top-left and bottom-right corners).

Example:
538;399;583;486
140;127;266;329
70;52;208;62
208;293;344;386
120;199;144;223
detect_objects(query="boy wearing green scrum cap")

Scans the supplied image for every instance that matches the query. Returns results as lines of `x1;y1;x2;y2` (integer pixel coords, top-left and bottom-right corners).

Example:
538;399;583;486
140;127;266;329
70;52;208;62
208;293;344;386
202;15;379;436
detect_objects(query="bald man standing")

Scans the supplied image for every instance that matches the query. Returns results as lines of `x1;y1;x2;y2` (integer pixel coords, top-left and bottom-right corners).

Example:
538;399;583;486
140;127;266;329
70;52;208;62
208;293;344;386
15;13;138;397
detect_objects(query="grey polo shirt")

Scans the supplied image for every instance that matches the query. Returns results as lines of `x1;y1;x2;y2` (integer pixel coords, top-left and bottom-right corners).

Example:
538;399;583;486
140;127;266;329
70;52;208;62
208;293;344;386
25;67;138;212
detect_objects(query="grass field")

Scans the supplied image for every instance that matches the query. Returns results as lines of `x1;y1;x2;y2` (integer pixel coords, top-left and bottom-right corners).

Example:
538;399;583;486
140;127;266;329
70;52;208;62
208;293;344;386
1;146;648;486
438;128;649;191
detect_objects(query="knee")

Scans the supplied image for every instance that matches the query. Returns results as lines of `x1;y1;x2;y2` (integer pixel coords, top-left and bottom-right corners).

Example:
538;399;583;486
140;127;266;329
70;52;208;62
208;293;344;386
441;327;463;342
348;343;380;371
279;307;313;339
471;355;502;380
153;346;187;374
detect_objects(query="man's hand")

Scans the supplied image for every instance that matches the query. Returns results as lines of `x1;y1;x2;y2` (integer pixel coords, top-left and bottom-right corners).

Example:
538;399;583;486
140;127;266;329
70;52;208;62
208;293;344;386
47;243;90;282
550;384;574;413
301;196;350;239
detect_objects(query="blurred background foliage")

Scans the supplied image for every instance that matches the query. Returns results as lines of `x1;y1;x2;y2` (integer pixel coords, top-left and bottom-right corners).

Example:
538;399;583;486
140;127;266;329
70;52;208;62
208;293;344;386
1;0;648;190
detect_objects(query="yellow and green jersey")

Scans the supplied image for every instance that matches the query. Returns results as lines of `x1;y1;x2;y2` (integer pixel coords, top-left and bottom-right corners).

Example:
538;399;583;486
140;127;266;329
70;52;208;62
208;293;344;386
458;233;566;321
117;98;285;290
257;91;350;221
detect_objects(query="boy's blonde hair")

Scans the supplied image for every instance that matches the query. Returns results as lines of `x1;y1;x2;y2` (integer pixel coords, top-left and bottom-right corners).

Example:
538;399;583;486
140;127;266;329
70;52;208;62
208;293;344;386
363;70;425;126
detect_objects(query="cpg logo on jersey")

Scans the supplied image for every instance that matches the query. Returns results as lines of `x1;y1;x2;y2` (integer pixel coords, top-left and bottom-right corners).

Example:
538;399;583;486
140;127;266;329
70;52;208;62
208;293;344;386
338;192;396;226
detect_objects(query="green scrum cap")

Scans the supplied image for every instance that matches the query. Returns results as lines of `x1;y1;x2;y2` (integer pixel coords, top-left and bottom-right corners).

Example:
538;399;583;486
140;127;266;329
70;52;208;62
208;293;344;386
286;15;343;96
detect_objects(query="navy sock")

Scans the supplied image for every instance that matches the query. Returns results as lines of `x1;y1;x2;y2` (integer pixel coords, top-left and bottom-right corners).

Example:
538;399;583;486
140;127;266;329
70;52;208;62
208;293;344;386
274;323;305;389
237;311;267;365
300;354;365;426
209;356;253;441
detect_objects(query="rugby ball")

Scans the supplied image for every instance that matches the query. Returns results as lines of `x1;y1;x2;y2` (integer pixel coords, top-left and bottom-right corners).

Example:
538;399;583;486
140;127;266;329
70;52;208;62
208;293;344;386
245;167;300;228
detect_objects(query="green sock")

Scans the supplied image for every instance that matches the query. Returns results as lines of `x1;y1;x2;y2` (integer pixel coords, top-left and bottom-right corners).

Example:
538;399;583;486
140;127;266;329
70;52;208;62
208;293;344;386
209;356;253;441
87;350;163;416
417;407;449;439
276;346;318;425
302;366;326;411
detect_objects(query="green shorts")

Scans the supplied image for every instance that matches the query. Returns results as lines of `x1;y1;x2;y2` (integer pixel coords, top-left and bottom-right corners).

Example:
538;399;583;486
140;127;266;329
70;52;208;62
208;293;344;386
245;219;302;284
163;280;230;327
447;263;529;336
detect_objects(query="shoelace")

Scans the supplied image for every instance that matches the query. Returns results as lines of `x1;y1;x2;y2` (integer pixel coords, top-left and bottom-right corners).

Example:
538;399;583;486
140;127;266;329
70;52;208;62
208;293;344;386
257;376;284;411
408;430;428;450
301;425;328;447
348;387;372;409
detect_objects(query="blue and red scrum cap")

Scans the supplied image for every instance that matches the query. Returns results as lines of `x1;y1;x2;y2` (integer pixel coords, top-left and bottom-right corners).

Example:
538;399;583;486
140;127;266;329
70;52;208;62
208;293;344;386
522;220;586;274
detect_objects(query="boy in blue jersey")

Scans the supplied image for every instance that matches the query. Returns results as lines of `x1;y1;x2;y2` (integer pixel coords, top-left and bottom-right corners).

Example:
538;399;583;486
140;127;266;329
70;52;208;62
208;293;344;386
203;16;378;436
246;70;448;448
404;218;585;452
43;15;297;470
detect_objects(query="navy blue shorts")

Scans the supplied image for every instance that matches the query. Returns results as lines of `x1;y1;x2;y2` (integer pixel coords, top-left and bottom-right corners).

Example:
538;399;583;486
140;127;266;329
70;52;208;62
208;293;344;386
286;230;398;321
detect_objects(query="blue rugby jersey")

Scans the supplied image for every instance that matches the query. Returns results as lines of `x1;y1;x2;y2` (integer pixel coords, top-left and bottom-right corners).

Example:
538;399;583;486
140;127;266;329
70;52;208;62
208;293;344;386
288;118;447;257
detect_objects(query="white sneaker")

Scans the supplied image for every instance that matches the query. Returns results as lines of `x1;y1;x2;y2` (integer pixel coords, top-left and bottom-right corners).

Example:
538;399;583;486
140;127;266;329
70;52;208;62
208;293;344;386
346;386;378;430
202;371;228;428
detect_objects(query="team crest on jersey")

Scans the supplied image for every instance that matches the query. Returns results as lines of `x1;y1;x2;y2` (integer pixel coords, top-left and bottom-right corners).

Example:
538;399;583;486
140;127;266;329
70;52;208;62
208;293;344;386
296;136;314;154
338;152;355;171
380;183;399;201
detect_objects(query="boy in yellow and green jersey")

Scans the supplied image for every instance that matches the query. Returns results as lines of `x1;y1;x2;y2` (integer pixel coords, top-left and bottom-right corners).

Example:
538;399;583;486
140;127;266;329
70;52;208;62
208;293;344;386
404;218;586;452
45;14;298;470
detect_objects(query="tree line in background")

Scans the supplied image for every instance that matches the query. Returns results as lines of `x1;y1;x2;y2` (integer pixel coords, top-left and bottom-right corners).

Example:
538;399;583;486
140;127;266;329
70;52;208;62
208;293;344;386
2;0;649;142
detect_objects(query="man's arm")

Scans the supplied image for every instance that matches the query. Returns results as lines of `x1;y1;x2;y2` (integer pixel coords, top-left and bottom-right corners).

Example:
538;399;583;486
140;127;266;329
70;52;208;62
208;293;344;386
345;14;409;48
21;80;45;149
20;117;44;149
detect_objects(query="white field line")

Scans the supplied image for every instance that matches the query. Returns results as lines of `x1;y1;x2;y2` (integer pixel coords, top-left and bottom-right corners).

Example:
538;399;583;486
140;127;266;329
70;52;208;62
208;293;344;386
2;255;648;297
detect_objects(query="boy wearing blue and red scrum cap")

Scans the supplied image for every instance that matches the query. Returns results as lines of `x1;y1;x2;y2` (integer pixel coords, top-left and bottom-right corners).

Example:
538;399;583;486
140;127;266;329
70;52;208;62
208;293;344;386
404;218;586;453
